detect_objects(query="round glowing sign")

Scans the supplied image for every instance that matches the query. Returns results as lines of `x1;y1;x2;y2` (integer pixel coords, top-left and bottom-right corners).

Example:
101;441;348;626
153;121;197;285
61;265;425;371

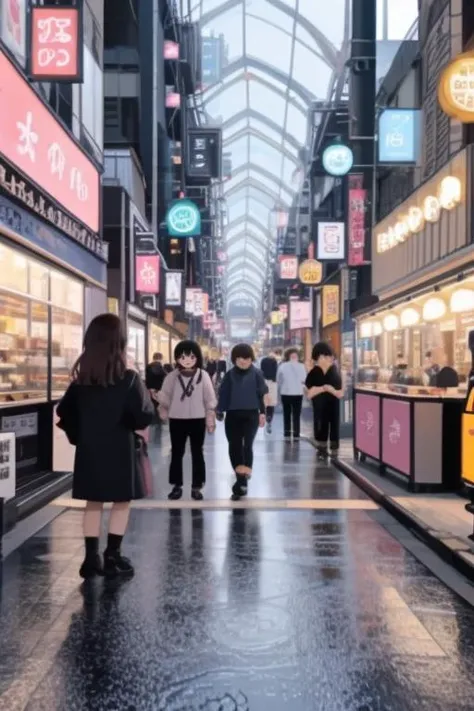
166;199;201;237
322;143;354;176
438;51;474;123
298;259;323;285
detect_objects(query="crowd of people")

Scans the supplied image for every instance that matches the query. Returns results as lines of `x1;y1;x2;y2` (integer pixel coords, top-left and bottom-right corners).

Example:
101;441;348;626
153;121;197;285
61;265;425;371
56;313;344;580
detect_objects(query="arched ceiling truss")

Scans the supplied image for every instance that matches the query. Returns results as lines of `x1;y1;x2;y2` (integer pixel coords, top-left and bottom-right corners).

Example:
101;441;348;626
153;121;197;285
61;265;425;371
223;109;302;153
193;0;350;316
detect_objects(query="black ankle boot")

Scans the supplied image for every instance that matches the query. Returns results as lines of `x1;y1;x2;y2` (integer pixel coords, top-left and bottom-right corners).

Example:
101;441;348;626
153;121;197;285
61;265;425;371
103;551;134;579
79;553;104;579
168;485;183;500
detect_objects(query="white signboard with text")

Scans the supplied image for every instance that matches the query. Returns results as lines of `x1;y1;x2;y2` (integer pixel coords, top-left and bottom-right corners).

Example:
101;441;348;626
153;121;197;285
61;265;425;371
317;222;345;261
0;432;16;500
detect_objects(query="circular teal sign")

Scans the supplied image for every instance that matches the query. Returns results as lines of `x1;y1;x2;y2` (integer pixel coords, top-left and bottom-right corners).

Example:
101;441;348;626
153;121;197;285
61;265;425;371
166;199;201;237
322;143;354;177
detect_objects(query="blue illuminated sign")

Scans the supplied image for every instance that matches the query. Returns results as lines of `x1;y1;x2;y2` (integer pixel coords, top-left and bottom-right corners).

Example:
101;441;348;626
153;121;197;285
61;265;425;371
322;143;354;177
378;109;421;163
202;37;221;86
166;199;201;238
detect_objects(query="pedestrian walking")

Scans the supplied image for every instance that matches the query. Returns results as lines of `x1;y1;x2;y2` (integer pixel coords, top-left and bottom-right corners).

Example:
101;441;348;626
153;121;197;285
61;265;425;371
305;342;343;459
216;343;268;500
158;340;216;501
56;313;155;580
277;348;306;439
259;349;278;433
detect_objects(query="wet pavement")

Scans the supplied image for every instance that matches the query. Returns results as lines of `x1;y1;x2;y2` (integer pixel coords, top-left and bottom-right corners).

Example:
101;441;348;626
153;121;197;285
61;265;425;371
1;430;474;709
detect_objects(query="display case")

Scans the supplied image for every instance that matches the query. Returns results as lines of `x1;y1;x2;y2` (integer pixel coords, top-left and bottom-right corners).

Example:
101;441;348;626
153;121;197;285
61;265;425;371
0;241;83;404
353;276;474;491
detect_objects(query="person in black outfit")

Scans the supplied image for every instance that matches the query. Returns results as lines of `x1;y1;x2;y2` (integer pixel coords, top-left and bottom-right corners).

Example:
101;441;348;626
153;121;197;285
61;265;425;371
259;350;278;433
56;313;154;580
145;352;165;390
217;343;268;500
305;342;343;459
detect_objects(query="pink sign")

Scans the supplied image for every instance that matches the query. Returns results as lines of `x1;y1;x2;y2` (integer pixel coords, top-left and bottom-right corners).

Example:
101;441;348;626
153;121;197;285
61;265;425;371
135;255;160;294
0;50;99;233
382;399;411;475
279;255;298;280
30;6;80;80
348;174;366;267
355;393;380;459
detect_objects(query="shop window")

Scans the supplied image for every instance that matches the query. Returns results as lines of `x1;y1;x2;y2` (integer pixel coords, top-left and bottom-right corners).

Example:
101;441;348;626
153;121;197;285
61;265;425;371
51;306;83;400
0;244;28;293
29;261;49;301
50;271;83;314
0;292;48;403
127;322;146;377
0;245;85;403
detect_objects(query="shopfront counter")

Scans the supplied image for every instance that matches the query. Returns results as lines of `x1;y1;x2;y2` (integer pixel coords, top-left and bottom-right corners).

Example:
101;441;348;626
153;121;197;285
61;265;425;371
354;386;464;492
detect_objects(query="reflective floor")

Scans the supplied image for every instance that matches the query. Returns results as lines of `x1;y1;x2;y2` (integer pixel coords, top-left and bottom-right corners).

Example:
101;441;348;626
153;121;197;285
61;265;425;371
2;430;474;709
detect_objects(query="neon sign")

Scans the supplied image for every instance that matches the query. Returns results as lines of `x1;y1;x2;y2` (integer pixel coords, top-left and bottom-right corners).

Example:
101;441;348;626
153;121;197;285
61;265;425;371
377;176;462;253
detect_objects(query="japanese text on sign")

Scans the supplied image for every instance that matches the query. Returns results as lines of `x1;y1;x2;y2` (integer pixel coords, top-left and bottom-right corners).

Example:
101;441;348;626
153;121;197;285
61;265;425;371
30;7;80;79
0;50;99;233
348;175;366;267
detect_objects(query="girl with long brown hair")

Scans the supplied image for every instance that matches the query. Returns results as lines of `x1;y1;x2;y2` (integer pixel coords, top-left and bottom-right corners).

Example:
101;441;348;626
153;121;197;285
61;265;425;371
57;313;154;580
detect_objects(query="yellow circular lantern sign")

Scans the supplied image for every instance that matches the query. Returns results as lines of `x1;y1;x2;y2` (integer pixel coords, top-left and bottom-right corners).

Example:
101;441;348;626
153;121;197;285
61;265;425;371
299;259;322;285
438;51;474;123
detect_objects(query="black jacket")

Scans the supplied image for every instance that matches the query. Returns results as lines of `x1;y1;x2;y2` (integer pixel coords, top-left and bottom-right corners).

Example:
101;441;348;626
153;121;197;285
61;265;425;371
56;370;154;502
145;361;166;390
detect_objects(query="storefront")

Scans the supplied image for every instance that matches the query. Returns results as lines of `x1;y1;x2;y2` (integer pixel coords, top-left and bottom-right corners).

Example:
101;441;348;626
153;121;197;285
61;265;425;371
149;319;172;364
127;305;147;378
354;147;472;491
0;47;106;528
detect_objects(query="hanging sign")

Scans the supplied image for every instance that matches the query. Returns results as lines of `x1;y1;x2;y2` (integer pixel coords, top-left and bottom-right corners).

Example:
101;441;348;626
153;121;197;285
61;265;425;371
322;286;340;327
165;271;183;306
29;5;82;82
348;175;367;267
299;259;322;285
317;222;345;260
322;143;353;177
135;255;160;294
166;199;201;237
438;51;474;123
278;255;298;280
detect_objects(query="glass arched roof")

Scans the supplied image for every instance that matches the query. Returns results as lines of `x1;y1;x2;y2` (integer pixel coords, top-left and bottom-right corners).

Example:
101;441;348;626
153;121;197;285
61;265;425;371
189;0;352;312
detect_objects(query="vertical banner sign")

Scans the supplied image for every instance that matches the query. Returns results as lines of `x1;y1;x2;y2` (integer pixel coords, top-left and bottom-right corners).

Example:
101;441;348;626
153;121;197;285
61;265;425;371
201;36;222;86
348;174;367;267
322;286;340;327
0;432;16;500
29;5;82;82
135;255;160;294
165;272;183;306
278;255;298;280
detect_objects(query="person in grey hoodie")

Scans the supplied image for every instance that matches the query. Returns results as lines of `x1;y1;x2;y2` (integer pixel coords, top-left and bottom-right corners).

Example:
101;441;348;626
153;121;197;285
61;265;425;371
216;343;268;500
277;348;307;439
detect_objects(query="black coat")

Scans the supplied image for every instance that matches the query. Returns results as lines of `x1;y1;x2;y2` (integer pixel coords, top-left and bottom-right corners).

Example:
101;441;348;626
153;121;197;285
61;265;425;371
145;361;165;390
56;370;154;502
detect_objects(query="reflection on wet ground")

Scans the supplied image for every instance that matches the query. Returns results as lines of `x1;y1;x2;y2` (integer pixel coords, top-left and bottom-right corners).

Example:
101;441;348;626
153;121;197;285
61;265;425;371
2;472;474;708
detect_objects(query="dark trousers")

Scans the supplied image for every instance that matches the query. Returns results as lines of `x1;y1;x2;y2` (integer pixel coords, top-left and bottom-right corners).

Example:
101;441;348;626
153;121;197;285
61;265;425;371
265;406;275;423
281;395;303;437
313;399;340;452
224;410;260;470
169;418;206;488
